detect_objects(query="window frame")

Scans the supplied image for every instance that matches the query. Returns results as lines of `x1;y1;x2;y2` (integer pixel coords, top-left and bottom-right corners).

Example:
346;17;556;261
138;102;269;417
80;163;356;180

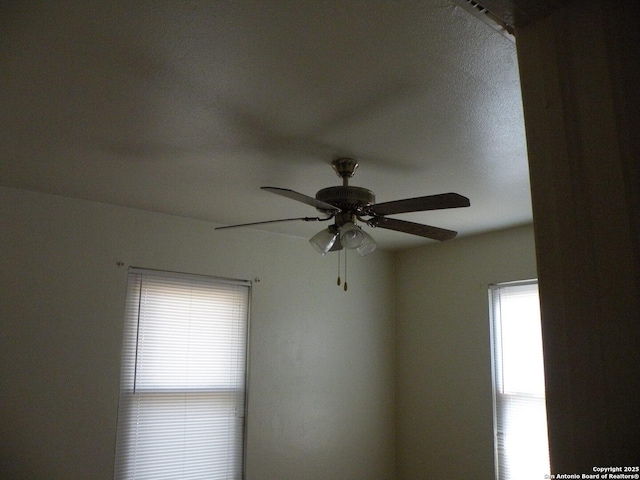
113;267;251;480
488;279;550;480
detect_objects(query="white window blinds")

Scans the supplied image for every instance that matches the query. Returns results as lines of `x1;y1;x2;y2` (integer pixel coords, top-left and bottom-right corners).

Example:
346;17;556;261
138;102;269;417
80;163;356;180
114;268;250;480
490;280;550;480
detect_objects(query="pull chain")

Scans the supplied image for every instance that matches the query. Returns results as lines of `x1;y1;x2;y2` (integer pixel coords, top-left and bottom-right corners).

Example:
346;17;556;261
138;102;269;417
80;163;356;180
343;249;348;291
337;248;341;286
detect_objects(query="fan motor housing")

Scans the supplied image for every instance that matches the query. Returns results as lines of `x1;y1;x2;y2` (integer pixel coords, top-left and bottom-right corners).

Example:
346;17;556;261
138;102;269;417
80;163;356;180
315;186;375;213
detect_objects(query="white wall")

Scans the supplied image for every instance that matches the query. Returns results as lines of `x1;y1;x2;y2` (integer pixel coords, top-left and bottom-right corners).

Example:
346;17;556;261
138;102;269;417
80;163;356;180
0;187;396;480
395;224;537;479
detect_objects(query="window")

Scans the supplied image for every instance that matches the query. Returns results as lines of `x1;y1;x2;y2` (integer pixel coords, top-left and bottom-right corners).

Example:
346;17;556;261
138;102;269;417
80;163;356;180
114;268;250;480
489;280;550;480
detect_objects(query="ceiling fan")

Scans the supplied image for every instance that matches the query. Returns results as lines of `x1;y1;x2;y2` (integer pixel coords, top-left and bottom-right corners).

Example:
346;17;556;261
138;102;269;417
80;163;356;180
216;158;470;256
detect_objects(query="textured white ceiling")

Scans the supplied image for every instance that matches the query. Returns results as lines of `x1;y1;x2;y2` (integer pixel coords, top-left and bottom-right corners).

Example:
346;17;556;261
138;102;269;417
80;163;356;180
0;0;531;250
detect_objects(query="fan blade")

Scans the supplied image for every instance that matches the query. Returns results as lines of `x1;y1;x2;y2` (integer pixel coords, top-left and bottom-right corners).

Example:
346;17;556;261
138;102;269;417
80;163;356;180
216;216;330;230
261;187;341;212
368;193;470;216
368;216;457;241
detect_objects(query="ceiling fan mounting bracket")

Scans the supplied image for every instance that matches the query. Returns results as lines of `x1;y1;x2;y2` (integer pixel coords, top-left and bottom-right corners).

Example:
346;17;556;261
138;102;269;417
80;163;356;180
331;158;359;179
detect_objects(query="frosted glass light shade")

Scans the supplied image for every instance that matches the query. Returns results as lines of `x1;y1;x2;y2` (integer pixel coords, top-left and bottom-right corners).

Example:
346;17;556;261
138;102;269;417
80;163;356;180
340;222;377;255
356;230;377;256
309;228;338;255
339;222;365;249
